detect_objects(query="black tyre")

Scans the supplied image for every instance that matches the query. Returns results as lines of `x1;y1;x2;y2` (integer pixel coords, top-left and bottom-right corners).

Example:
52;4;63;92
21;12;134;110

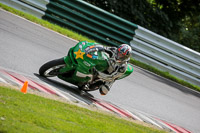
39;58;65;77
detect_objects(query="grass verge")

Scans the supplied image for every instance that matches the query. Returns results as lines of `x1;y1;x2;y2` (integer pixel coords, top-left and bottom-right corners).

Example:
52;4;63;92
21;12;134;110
0;3;199;92
130;59;200;92
0;86;166;133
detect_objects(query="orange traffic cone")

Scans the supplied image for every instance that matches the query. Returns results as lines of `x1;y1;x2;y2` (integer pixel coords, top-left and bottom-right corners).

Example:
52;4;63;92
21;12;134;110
21;81;28;94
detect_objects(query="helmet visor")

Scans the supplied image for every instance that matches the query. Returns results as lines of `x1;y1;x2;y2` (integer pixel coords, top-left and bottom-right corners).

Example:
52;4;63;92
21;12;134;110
117;44;131;62
117;52;129;62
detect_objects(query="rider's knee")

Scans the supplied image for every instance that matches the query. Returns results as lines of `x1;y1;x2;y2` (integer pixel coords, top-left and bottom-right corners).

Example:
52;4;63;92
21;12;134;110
99;85;110;95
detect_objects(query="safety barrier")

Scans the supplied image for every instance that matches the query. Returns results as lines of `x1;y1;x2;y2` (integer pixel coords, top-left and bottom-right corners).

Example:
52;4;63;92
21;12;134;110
131;26;200;85
42;0;137;46
1;0;199;86
0;0;48;18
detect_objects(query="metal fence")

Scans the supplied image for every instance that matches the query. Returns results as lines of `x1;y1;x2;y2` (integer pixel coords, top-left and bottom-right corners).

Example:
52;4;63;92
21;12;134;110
42;0;137;46
0;0;48;18
131;26;200;86
1;0;199;86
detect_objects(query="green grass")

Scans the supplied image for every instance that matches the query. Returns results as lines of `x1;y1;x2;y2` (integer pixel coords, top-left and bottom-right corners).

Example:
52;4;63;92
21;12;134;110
0;3;199;92
0;3;95;43
0;86;166;133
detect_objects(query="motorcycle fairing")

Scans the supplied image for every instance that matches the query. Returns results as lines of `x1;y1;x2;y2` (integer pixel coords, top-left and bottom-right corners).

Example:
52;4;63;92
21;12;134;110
58;41;109;86
58;41;133;86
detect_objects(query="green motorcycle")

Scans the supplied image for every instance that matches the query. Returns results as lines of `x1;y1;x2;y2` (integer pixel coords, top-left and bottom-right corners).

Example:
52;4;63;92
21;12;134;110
39;41;133;93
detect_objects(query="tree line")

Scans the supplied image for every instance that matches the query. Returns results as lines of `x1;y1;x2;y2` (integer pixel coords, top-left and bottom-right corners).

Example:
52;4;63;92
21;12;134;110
84;0;200;52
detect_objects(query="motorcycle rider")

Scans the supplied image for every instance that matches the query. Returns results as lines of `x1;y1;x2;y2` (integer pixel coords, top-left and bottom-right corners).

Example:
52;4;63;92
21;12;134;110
82;42;132;95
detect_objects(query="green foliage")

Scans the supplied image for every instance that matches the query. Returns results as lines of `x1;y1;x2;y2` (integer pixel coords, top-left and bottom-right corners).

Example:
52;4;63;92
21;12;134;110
177;15;200;52
85;0;172;37
151;0;200;52
0;86;166;133
84;0;200;52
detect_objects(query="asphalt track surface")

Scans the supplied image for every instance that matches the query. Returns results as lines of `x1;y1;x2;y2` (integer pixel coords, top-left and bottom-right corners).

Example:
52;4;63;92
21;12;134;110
0;9;200;133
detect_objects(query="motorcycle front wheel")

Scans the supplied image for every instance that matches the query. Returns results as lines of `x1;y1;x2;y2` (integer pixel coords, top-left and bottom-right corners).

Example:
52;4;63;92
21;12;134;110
39;58;66;77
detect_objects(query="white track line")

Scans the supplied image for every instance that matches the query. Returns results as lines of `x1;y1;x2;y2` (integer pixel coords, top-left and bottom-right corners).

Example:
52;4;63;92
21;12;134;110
0;77;7;83
40;81;90;105
137;113;164;129
124;109;143;121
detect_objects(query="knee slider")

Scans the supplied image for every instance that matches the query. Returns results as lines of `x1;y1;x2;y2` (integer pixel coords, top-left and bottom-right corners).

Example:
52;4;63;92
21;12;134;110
99;85;110;95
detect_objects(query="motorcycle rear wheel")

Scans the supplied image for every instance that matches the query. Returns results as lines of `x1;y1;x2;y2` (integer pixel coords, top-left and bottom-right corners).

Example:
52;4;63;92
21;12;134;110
39;58;65;77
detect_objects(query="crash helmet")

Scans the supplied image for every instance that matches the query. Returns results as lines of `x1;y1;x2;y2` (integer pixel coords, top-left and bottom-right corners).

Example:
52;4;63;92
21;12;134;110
117;44;132;62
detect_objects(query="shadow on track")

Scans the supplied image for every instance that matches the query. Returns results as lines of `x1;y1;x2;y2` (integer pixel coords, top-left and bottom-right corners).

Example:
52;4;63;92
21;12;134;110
34;73;94;104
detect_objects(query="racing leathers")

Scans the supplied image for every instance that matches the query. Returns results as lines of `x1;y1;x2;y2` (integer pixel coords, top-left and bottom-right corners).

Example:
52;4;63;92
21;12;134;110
95;46;128;95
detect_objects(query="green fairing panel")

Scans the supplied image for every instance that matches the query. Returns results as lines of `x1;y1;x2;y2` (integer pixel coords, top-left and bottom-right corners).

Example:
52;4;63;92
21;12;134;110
59;41;109;85
117;64;133;80
73;41;109;72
